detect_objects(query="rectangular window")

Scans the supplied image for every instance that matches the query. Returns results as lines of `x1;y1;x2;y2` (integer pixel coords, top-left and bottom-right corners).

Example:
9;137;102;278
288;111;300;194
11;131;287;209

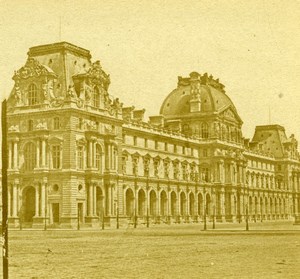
145;138;148;148
54;117;60;130
77;146;84;169
52;145;61;169
203;149;208;157
164;142;168;152
133;136;137;146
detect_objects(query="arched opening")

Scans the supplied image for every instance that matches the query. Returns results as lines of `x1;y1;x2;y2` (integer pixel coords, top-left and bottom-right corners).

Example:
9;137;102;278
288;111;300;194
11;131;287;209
180;192;186;216
138;189;146;216
265;197;269;215
170;191;176;216
21;186;36;223
149;190;157;216
24;142;36;171
160;191;167;216
125;188;134;216
96;187;104;217
279;199;282;215
254;196;258;216
198;193;203;216
270;198;273;216
260;197;263;216
189;192;195;216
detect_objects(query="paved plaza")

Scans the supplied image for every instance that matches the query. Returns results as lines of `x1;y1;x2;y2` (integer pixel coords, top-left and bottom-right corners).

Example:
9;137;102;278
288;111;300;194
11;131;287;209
1;221;299;278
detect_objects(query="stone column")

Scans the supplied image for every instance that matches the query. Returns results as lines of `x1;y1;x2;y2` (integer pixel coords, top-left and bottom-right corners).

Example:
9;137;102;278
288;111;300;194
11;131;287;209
195;191;199;217
35;186;39;217
41;183;46;217
89;184;93;216
240;193;244;219
107;185;112;216
167;190;171;216
12;184;18;217
178;191;181;216
157;191;160;216
93;185;97;216
8;141;12;169
220;160;225;184
186;192;190;216
231;192;236;217
220;188;225;217
294;198;298;215
36;140;40;168
41;139;46;167
108;144;112;169
13;140;18;169
88;140;93;168
92;141;96;168
146;189;150;216
8;186;11;217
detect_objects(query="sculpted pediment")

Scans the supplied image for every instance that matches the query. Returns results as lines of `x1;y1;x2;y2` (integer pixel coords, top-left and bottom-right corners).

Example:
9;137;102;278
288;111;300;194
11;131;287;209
13;57;57;80
220;105;242;123
48;136;64;144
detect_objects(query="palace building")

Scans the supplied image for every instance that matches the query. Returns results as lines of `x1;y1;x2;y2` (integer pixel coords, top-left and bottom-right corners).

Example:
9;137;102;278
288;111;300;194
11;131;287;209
5;42;300;228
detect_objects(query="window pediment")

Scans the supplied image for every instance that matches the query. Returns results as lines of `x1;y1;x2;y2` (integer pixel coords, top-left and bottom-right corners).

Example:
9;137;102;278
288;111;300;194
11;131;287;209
48;136;64;145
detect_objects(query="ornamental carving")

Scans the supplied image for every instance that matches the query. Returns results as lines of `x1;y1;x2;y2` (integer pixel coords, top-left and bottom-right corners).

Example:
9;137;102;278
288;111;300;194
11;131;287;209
86;60;110;91
13;57;56;80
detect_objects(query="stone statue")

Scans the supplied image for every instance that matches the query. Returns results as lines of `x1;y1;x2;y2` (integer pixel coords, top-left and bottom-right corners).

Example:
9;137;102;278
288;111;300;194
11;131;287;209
67;85;77;99
84;80;93;101
14;81;22;105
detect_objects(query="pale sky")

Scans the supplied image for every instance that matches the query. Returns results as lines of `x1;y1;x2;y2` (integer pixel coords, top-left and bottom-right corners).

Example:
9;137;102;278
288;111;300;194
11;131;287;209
0;0;300;141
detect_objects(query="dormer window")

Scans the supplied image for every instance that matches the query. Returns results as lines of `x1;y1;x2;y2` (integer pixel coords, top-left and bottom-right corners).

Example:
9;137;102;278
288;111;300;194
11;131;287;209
28;84;38;105
92;86;100;108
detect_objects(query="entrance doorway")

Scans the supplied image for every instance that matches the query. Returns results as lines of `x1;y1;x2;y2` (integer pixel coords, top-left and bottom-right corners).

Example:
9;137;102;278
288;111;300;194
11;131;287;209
22;186;36;222
78;203;84;223
52;203;60;223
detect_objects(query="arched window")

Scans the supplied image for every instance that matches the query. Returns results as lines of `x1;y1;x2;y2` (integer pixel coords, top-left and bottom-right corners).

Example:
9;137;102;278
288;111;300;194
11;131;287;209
24;142;36;170
201;123;209;139
92;87;100;108
28;84;38;105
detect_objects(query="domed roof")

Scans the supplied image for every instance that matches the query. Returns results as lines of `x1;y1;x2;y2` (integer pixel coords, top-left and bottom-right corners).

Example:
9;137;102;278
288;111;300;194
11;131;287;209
160;72;240;121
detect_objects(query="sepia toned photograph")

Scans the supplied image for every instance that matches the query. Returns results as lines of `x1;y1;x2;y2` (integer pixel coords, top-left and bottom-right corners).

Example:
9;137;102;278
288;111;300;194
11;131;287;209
0;0;300;278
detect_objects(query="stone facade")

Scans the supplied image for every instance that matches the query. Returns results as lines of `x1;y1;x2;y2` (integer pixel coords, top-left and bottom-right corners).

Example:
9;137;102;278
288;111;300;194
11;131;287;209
5;42;300;228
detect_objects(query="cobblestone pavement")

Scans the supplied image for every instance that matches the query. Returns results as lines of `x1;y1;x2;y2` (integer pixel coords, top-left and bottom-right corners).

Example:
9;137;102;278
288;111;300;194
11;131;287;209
1;221;300;278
